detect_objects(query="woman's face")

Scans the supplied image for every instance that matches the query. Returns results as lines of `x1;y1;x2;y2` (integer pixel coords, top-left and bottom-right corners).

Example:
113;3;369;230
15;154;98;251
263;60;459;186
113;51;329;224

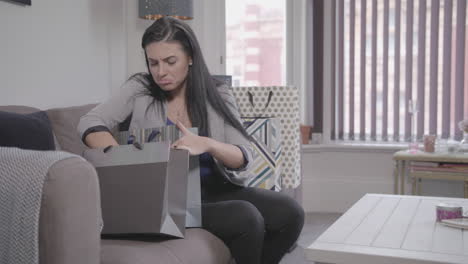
145;41;192;93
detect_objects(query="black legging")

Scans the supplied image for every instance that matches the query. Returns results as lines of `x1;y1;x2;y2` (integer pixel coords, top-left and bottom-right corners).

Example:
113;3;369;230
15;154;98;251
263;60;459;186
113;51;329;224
201;184;304;264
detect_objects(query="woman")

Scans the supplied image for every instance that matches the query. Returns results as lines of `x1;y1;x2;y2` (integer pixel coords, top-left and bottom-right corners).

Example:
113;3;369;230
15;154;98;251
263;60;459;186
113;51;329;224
78;16;304;264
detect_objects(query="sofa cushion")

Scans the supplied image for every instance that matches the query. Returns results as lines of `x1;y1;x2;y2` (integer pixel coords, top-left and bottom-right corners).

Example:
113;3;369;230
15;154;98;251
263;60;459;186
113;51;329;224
46;104;97;155
0;110;55;150
101;228;233;264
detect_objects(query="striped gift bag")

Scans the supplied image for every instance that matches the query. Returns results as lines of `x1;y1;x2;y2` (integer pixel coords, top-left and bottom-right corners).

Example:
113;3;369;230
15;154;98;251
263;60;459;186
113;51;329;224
231;86;301;189
243;117;282;191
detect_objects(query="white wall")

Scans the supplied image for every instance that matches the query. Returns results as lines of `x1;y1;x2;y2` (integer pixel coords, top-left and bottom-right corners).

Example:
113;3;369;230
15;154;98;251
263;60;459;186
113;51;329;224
302;146;396;213
0;0;220;109
301;146;465;213
125;0;225;77
125;0;152;77
0;0;126;109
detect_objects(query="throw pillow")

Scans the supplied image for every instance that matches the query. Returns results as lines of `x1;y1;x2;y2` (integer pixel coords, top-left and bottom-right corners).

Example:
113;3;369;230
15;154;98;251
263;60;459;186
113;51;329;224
0;111;55;151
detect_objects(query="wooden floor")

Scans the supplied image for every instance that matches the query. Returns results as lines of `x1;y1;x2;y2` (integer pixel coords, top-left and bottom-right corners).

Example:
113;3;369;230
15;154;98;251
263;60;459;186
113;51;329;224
280;212;341;264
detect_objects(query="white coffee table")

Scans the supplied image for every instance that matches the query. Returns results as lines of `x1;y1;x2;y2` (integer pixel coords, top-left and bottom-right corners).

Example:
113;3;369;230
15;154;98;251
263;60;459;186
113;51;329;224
306;194;468;264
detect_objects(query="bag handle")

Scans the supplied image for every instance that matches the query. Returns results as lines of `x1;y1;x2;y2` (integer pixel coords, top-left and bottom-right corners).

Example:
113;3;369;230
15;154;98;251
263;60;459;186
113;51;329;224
265;90;273;109
247;90;274;117
102;141;143;153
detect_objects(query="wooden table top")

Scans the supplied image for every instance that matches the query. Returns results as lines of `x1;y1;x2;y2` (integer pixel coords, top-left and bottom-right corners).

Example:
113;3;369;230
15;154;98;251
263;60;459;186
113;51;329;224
306;194;468;264
394;150;468;163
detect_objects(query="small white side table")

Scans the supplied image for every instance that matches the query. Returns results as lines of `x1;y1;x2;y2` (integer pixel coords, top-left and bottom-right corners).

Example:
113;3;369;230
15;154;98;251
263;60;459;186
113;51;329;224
393;150;468;197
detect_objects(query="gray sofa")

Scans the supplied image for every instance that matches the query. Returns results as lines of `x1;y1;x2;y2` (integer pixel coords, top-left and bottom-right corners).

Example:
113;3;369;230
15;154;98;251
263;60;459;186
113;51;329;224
0;104;233;264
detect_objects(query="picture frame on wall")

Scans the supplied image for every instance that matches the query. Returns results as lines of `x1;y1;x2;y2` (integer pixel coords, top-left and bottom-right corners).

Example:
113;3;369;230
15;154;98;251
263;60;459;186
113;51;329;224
5;0;31;5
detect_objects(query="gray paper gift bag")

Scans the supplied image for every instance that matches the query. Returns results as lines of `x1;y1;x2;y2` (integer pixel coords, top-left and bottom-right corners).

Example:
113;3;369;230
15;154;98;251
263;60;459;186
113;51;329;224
117;126;202;228
83;141;190;238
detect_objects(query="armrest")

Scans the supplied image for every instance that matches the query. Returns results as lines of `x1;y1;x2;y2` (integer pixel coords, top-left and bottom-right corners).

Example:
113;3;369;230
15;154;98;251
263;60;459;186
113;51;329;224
39;157;101;264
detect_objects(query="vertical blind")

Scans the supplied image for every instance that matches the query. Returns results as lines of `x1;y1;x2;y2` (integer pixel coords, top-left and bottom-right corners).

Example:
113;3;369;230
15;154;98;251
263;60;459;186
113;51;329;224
332;0;468;142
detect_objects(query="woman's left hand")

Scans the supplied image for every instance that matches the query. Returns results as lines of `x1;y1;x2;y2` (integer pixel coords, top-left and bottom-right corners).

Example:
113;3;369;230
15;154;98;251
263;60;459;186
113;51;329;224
171;121;212;155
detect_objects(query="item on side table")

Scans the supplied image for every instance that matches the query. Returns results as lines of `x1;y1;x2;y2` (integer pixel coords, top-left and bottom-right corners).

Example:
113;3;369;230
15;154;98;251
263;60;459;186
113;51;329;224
457;120;468;153
300;125;312;144
423;134;436;153
408;99;419;153
311;133;323;144
83;142;190;238
436;203;463;222
440;218;468;229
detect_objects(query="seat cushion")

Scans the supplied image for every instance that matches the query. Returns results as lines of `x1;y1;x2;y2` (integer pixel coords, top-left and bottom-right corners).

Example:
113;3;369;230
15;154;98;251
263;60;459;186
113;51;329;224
101;228;232;264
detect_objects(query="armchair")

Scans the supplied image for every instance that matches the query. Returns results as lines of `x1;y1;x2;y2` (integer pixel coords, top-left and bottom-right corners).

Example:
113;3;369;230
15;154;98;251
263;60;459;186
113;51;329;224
0;104;233;264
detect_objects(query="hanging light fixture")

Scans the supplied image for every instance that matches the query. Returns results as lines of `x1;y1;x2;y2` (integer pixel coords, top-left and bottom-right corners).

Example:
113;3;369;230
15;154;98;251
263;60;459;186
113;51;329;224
139;0;193;20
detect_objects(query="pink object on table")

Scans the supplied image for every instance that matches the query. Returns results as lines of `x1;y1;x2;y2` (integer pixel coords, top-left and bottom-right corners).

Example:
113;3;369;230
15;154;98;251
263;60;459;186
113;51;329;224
436;203;463;222
423;135;436;153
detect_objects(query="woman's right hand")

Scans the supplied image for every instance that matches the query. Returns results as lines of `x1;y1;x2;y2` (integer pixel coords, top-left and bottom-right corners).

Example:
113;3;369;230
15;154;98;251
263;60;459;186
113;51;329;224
84;131;119;149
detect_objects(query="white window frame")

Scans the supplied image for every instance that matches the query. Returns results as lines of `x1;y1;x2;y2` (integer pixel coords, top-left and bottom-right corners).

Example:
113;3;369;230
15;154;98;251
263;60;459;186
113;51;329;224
189;0;226;75
286;0;308;125
213;0;308;123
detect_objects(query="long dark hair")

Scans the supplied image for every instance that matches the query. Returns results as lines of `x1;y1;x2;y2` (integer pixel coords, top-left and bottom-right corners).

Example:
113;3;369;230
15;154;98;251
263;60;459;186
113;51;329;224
132;16;250;139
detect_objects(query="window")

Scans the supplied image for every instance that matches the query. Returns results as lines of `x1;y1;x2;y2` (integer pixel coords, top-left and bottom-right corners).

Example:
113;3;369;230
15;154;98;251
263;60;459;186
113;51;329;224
225;0;286;86
328;0;468;142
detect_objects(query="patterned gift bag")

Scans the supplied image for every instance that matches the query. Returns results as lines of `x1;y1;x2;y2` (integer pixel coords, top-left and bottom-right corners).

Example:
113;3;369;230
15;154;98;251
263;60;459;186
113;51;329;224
231;86;301;189
243;117;282;191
